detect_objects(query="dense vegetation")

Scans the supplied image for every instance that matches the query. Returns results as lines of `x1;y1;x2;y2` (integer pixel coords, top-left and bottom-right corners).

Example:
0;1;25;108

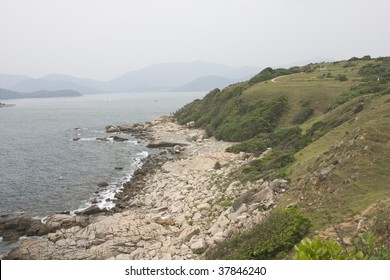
247;66;302;85
176;86;289;142
176;56;390;173
176;55;390;259
206;207;311;260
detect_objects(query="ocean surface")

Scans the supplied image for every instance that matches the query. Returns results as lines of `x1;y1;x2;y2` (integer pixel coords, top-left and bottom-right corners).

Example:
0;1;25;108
0;91;205;258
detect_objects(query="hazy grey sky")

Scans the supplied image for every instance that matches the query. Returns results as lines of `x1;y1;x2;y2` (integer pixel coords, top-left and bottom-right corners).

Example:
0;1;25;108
1;0;389;80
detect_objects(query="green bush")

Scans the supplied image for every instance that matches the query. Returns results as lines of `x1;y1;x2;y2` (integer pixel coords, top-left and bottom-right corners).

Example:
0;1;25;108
213;161;222;170
294;231;390;260
293;237;364;260
292;107;315;124
206;206;311;260
177;88;288;142
226;126;303;154
226;138;271;154
354;231;390;260
336;74;348;82
248;67;301;85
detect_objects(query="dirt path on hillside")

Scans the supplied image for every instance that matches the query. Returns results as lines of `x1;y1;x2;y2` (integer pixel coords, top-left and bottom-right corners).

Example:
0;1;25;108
271;75;290;83
317;198;390;241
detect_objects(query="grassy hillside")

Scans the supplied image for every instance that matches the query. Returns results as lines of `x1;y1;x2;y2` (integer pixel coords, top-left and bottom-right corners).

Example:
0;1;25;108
175;55;390;259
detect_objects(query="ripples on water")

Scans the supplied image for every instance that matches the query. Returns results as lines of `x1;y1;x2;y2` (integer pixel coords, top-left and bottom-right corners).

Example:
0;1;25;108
0;92;205;217
0;91;205;258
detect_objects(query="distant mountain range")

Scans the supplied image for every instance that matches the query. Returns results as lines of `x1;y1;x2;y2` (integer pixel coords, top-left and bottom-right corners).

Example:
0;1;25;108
0;88;82;99
0;62;261;96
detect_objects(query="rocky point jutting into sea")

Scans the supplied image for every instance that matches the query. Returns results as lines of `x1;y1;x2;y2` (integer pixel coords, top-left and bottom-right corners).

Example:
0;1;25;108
3;115;287;260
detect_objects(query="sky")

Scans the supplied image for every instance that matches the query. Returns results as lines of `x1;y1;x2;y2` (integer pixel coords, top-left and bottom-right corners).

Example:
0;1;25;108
1;0;389;80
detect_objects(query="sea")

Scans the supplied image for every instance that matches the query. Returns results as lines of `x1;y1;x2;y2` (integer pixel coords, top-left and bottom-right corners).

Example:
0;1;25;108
0;91;206;258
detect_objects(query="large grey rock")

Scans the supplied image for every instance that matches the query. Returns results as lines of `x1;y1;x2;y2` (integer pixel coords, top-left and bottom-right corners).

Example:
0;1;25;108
207;232;226;246
252;187;274;203
0;214;48;241
118;124;135;132
269;179;289;191
147;141;187;148
97;181;109;188
79;205;107;216
105;125;119;133
187;132;199;141
173;145;182;154
319;165;335;180
178;226;200;242
190;238;206;254
186;121;195;128
111;136;128;142
129;248;146;259
196;203;211;211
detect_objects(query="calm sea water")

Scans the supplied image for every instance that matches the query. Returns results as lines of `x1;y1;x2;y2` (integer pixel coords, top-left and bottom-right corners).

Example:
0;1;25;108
0;92;205;218
0;91;206;258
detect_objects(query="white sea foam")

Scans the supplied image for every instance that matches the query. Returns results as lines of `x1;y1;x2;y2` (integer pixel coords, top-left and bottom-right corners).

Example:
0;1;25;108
40;216;50;224
79;137;103;141
69;150;149;215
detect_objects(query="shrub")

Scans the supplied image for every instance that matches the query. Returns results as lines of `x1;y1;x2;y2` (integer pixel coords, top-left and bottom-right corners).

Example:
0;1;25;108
213;161;222;170
248;67;302;85
344;62;356;68
295;231;390;260
226;126;303;154
348;56;359;62
354;230;390;259
292;107;315;124
293;237;364;260
336;74;348;82
176;85;288;143
206;206;311;260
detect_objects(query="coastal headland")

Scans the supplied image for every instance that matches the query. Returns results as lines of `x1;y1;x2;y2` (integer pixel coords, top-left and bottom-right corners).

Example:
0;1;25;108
3;115;281;260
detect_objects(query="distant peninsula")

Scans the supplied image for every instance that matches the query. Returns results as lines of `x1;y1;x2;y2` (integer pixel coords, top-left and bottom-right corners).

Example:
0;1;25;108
0;101;13;107
0;88;82;100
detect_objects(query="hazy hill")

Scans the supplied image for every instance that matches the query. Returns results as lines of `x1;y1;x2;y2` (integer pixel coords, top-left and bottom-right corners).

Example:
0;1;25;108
0;88;82;99
11;78;100;95
0;74;33;89
172;75;239;92
41;74;106;91
106;61;260;92
176;55;390;259
1;62;260;94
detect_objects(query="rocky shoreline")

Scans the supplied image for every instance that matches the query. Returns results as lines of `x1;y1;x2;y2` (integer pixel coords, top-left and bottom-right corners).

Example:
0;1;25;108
3;115;285;260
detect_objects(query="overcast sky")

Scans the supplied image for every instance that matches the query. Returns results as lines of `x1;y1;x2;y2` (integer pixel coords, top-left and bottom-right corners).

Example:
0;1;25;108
1;0;389;80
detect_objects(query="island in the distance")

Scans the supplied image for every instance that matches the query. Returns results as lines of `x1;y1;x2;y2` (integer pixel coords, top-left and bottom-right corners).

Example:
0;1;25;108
0;87;82;100
0;101;15;107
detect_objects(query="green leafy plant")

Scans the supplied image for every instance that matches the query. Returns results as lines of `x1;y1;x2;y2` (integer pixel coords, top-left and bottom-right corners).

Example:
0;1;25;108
294;231;390;260
353;231;390;260
294;237;364;260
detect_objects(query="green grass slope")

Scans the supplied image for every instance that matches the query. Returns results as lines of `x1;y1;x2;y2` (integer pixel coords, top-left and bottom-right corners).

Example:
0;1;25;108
175;55;390;259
